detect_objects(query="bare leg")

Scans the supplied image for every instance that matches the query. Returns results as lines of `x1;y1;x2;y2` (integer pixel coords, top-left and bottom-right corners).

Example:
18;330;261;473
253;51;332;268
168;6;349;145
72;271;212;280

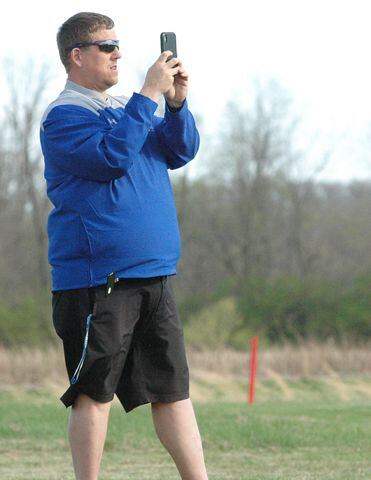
68;393;112;480
151;398;208;480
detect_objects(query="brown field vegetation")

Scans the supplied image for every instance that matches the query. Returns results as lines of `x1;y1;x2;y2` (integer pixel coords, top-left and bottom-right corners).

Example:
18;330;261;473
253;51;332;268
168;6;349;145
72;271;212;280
1;341;371;404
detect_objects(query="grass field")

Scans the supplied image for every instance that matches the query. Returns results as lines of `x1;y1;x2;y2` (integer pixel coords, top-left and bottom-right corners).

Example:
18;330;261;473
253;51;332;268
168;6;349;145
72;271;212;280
1;389;371;479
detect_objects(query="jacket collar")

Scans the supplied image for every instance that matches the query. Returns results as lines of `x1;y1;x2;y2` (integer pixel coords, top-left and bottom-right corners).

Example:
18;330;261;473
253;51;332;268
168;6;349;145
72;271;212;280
65;80;112;106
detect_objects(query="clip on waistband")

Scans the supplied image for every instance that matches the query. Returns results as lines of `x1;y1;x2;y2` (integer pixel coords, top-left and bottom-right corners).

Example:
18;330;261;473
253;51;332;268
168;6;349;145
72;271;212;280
106;272;119;296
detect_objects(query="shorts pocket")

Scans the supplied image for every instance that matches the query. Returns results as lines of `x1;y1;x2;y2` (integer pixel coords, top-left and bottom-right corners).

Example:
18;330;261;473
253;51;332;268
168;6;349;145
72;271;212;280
163;281;184;333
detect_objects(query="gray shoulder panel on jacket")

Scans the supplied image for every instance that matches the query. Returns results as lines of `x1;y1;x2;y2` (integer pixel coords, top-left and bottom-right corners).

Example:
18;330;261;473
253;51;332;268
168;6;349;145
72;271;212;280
40;89;131;131
40;91;102;131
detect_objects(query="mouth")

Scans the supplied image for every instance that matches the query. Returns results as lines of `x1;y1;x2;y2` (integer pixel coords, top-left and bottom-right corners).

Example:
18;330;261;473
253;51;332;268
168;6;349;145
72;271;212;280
110;65;117;71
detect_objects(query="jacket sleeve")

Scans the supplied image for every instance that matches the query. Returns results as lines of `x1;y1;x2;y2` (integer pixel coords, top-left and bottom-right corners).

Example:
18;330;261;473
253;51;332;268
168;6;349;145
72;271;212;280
41;93;158;182
154;100;200;170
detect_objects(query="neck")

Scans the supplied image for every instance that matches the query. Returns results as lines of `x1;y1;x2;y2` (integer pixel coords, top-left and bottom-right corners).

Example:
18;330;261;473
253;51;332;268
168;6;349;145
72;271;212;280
67;73;108;100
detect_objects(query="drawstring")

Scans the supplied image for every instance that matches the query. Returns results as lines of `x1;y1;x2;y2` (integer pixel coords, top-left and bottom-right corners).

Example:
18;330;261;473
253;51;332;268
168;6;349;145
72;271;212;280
71;313;93;385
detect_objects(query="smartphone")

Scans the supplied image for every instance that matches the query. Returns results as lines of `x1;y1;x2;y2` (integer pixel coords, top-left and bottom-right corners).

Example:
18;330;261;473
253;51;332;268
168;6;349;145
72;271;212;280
160;32;177;62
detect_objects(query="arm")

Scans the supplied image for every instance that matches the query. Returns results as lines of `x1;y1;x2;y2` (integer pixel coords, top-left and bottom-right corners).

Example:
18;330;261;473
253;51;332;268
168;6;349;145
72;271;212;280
41;93;158;182
42;52;189;181
155;101;200;169
157;59;200;169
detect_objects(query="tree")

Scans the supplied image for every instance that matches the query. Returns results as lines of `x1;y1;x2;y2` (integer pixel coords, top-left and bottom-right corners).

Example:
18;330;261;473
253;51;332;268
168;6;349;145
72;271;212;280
1;59;54;291
196;81;299;282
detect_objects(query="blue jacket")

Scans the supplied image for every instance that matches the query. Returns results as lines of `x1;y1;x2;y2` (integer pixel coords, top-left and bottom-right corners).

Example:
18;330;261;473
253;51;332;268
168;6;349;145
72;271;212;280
40;80;200;291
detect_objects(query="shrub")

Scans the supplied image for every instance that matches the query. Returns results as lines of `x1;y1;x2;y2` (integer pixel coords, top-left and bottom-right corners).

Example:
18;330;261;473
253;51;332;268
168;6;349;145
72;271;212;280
0;290;56;346
184;297;256;349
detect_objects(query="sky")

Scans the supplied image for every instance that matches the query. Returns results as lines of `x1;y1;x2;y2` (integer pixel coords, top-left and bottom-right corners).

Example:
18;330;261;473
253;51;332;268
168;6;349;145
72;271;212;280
1;0;370;183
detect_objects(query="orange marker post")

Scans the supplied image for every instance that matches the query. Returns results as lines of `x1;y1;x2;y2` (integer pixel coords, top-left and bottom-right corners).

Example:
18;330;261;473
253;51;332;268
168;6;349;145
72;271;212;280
248;336;258;404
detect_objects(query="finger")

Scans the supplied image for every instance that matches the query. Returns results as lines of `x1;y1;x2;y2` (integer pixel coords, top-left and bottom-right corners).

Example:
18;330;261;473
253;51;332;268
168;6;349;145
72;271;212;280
167;57;181;68
170;66;181;76
177;67;188;78
176;73;189;84
174;76;188;86
160;50;173;62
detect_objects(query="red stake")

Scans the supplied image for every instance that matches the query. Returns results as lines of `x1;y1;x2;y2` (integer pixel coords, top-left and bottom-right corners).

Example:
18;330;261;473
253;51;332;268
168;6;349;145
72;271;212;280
248;336;259;404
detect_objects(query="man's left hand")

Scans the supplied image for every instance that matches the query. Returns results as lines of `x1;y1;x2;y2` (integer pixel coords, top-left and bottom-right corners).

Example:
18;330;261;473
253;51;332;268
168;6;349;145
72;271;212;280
164;59;188;108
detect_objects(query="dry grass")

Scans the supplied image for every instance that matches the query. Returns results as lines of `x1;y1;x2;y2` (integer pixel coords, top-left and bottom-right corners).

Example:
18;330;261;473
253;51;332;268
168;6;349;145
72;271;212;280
186;342;371;402
0;345;65;388
1;341;371;403
1;341;371;385
187;340;371;378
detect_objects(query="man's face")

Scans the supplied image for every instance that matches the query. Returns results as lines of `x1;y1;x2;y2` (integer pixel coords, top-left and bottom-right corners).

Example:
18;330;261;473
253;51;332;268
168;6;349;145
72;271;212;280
75;28;122;92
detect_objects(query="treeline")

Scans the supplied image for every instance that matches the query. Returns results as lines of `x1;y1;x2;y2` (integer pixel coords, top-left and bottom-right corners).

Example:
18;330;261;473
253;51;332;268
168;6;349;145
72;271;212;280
0;62;370;347
174;171;371;347
182;272;371;349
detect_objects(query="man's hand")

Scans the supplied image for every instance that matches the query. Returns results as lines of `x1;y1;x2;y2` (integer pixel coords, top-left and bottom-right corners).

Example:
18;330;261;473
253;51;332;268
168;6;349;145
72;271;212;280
164;61;188;108
140;51;180;103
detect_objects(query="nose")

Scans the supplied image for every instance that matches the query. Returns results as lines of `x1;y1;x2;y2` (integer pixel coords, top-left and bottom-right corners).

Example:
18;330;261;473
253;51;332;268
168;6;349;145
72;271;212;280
113;47;122;59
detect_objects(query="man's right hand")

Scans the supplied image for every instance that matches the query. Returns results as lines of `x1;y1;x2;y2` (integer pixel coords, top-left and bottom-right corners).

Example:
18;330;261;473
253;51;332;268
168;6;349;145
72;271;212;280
140;51;180;103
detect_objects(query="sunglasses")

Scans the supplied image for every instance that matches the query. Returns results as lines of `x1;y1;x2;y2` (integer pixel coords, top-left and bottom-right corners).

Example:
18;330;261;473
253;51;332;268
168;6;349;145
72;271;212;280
65;39;120;53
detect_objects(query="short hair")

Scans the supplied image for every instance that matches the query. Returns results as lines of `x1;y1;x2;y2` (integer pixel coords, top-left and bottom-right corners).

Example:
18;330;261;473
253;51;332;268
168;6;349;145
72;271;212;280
57;12;115;72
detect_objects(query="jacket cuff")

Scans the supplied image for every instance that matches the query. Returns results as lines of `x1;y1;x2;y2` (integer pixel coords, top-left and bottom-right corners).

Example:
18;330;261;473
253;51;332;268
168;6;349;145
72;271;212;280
165;99;188;115
130;92;159;113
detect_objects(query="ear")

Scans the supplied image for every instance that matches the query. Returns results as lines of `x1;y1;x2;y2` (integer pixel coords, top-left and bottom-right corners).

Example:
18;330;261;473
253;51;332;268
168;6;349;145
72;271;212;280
70;48;83;68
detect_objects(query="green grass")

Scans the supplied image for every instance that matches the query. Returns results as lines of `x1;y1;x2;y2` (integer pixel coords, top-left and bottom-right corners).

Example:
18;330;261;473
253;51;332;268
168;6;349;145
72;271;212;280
1;389;371;479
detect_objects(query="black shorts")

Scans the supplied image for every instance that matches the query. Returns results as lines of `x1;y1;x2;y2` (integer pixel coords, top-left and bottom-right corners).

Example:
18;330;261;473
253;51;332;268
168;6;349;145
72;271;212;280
51;275;189;412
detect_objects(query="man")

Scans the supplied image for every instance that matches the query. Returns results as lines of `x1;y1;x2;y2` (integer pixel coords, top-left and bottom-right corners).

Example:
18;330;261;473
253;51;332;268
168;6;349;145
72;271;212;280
40;12;208;480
